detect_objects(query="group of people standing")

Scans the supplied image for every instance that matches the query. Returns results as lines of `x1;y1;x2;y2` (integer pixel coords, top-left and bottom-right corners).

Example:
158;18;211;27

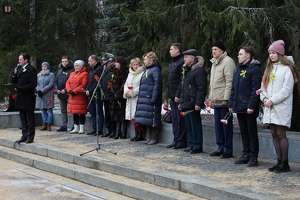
12;39;299;174
166;40;299;174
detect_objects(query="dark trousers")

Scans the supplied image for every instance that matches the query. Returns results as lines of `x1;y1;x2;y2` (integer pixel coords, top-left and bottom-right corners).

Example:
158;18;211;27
237;113;259;157
103;100;112;131
184;110;203;150
73;114;86;125
19;109;35;141
214;107;233;153
170;100;186;146
89;98;104;132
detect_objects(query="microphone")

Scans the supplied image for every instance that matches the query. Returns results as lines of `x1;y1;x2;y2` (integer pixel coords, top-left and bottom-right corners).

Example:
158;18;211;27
101;58;114;66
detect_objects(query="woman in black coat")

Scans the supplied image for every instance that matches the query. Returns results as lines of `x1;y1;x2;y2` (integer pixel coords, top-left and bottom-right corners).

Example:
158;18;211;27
108;56;129;139
134;52;162;145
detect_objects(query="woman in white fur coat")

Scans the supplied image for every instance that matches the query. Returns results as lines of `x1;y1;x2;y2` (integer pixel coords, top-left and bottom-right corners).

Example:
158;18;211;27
260;40;299;173
123;58;145;141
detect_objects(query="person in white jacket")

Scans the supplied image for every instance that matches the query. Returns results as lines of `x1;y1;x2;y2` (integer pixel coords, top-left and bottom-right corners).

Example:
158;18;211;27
260;40;299;173
123;58;145;141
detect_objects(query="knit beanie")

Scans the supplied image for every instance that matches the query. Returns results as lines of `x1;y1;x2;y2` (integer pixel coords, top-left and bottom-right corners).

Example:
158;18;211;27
211;41;226;52
74;60;85;67
268;40;285;55
41;62;50;69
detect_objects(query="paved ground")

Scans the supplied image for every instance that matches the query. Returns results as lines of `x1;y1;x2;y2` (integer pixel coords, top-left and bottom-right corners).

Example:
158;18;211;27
1;127;300;200
0;157;131;200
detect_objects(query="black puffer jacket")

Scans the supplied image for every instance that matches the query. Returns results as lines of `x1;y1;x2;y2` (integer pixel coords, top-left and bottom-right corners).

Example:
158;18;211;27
54;62;74;100
178;56;207;110
134;60;162;127
168;54;184;100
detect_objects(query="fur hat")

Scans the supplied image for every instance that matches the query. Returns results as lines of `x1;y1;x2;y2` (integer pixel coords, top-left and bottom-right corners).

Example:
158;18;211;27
41;62;50;69
268;40;285;55
182;49;198;56
74;60;85;67
102;53;115;61
211;41;226;52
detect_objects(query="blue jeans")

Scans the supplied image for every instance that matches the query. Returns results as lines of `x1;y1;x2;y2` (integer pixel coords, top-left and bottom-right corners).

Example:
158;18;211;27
89;98;104;132
213;107;233;154
41;108;53;124
170;100;186;146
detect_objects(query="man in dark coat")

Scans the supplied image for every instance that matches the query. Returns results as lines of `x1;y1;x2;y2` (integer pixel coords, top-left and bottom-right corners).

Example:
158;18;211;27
177;49;207;154
100;53;116;137
54;56;74;132
12;53;37;144
228;46;262;167
86;55;104;136
167;43;186;149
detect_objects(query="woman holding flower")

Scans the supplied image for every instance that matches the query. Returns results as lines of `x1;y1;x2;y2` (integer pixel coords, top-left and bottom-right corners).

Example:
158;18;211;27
123;58;145;141
260;40;300;173
108;56;129;139
35;62;55;131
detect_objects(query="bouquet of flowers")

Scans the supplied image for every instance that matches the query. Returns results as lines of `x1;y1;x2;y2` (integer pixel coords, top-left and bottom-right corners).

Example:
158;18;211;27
220;111;232;125
179;110;193;117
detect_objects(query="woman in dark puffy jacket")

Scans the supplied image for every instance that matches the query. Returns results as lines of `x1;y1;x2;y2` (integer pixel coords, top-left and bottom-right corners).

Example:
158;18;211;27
134;52;162;145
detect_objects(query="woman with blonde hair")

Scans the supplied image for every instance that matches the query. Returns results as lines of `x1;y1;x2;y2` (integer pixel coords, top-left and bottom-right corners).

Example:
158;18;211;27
134;52;162;145
260;40;300;173
123;58;145;141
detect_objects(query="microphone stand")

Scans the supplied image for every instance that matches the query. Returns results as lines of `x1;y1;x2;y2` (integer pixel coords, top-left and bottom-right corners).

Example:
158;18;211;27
80;63;117;156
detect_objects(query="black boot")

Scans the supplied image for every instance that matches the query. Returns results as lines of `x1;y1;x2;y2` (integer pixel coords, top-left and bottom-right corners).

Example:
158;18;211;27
268;158;281;172
130;129;139;141
113;121;121;139
121;120;128;139
101;128;111;137
135;130;144;141
274;159;291;173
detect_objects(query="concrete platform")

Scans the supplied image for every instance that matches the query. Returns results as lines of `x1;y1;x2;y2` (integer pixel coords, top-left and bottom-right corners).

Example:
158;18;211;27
1;110;299;163
0;128;299;199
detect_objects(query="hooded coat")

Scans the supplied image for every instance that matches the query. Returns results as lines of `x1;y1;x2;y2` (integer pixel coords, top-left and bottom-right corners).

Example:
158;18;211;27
177;56;207;110
123;66;145;120
134;60;162;127
66;66;88;114
228;58;262;114
260;62;294;128
35;70;55;109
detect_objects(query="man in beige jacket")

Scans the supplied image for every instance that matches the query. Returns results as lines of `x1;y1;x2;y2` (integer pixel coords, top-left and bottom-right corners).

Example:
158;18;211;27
208;41;236;159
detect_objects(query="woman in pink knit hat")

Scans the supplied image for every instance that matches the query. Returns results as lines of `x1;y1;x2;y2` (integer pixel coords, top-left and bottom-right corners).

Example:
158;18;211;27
260;40;300;173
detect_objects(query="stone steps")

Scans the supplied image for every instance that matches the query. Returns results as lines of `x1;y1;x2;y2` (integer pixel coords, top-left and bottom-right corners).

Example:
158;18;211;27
0;138;205;200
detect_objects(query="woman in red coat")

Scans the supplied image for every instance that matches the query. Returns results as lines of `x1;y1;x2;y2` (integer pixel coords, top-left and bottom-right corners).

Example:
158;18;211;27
66;60;89;134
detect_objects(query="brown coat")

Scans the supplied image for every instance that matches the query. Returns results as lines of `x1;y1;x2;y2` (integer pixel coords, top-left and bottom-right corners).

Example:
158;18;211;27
66;66;88;114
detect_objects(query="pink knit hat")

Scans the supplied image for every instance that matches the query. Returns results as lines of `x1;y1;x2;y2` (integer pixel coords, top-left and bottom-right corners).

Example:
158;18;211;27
268;40;285;55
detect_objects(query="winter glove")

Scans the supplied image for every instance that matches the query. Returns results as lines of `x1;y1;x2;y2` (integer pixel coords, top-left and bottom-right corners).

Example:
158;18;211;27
70;90;76;96
37;90;43;98
109;90;115;96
